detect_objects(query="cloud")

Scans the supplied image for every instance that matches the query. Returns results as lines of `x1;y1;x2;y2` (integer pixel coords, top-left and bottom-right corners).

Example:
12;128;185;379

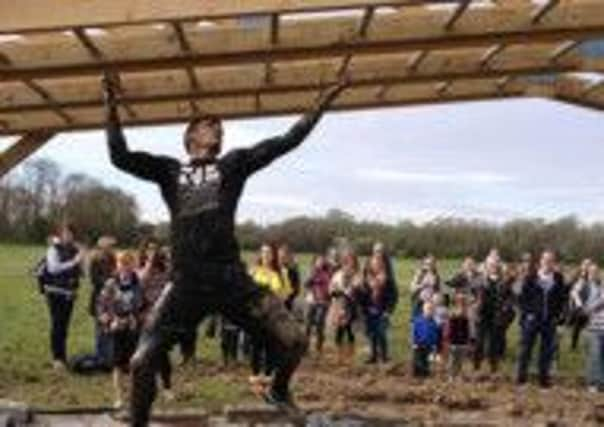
244;193;315;209
356;169;516;185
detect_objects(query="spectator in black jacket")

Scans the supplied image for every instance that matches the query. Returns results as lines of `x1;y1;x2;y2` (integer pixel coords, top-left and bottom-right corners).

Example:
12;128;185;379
474;258;514;374
516;250;567;388
360;252;398;364
44;223;84;370
88;235;117;368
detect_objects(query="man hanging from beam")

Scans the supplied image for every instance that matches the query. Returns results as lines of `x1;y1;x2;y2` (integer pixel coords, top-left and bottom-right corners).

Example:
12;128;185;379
101;72;349;426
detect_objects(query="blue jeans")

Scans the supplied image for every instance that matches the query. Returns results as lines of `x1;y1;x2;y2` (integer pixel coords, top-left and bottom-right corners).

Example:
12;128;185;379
366;312;389;362
516;315;557;384
586;331;604;388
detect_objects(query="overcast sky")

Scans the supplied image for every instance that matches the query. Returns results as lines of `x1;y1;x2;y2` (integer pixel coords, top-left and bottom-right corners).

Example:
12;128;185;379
2;97;604;225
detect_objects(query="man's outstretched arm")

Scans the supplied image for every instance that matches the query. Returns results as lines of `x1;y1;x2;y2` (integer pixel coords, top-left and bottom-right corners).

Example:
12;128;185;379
102;73;171;183
242;77;349;175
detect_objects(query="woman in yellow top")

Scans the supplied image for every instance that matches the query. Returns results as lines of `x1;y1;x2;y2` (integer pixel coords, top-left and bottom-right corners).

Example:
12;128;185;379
248;243;291;395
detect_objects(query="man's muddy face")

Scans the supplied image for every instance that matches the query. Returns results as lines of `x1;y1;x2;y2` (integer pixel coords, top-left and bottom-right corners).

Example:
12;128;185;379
187;121;223;159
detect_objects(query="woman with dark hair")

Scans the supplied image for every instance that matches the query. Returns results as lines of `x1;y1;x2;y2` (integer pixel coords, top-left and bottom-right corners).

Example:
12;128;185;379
44;223;84;370
138;240;175;402
249;243;292;395
474;258;514;374
360;253;397;364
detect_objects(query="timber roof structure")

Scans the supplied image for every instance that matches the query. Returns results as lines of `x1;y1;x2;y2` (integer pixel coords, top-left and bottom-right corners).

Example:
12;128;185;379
1;0;604;175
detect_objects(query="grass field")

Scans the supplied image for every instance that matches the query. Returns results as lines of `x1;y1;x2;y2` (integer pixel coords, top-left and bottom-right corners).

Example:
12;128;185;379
0;244;586;411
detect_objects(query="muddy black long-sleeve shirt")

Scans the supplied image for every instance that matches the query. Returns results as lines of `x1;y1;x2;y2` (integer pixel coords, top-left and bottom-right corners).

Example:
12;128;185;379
106;107;327;273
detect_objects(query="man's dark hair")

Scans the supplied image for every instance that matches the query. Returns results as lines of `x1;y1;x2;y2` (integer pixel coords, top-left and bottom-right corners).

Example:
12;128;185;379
183;114;222;151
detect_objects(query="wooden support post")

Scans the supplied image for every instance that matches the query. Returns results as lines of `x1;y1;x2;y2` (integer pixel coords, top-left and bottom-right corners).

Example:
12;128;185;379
445;0;471;31
172;21;200;115
0;130;55;178
532;0;560;25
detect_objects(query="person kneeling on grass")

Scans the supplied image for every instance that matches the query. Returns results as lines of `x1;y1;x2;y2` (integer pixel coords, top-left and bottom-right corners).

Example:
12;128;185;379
98;251;143;409
413;301;439;378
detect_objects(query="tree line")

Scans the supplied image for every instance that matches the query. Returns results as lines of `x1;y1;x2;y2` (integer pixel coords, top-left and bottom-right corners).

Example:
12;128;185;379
3;159;604;263
233;210;604;263
0;158;148;245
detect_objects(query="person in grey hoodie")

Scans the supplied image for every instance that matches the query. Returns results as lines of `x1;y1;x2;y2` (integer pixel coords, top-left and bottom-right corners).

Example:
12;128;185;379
584;263;604;392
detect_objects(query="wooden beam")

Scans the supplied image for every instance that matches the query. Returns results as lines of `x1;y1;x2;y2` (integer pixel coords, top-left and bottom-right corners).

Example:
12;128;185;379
0;130;55;178
549;40;580;62
445;0;471;31
479;44;506;69
23;80;74;125
72;28;104;60
582;80;604;97
0;0;461;34
553;93;604;112
358;6;376;39
532;0;560;25
0;92;527;136
436;81;452;96
172;21;201;114
408;51;428;74
3;25;603;83
2;62;573;115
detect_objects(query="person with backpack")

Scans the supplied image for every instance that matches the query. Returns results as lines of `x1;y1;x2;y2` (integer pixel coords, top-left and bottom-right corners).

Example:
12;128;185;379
43;223;84;370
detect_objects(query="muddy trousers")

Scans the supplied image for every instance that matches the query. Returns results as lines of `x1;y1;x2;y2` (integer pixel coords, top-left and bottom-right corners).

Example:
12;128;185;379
129;264;308;427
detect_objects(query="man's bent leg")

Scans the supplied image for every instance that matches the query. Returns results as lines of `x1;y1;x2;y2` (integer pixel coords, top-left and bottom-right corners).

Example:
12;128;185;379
223;278;307;402
129;284;207;427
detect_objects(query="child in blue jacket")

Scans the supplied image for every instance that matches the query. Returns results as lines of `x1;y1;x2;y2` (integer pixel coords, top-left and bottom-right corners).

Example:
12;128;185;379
413;301;440;377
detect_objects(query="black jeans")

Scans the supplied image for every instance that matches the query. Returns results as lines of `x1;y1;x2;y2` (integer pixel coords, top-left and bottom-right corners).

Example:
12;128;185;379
335;323;355;347
474;321;506;371
46;293;74;362
129;263;307;427
413;346;431;377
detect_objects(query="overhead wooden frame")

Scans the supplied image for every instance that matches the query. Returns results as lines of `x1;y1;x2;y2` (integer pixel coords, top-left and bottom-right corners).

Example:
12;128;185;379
0;0;603;140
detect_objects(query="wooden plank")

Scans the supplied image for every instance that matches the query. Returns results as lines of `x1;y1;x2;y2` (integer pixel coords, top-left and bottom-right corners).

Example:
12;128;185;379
480;44;506;69
0;0;456;34
2;25;603;82
0;130;55;178
0;62;577;115
445;0;471;31
549;40;580;62
0;91;528;136
532;0;560;25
